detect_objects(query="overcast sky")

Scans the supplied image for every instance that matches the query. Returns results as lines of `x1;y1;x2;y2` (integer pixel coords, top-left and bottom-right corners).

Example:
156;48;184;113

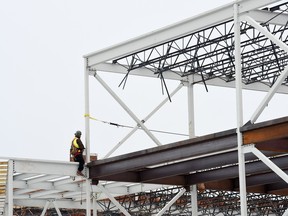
1;0;288;161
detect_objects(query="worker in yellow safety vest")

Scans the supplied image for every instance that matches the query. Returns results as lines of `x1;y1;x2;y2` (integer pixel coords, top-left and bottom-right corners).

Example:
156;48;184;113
70;130;85;176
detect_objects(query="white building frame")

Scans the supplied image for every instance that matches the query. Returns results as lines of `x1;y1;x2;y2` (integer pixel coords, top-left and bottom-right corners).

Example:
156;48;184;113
2;0;288;215
83;0;288;215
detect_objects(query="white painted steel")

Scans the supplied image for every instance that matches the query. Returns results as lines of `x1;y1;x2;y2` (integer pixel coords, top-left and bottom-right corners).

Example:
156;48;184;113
97;184;131;216
53;200;63;216
92;193;97;216
40;201;50;216
234;3;248;215
93;71;162;146
156;188;186;216
92;63;288;94
187;75;198;215
86;178;91;216
190;185;198;215
245;145;288;184
243;15;288;54
241;15;288;123
7;160;13;216
103;83;183;158
250;64;288;124
248;10;288;26
3;157;170;211
283;208;288;216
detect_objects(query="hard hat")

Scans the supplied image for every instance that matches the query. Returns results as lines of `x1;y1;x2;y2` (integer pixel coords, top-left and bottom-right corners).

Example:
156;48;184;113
75;130;82;137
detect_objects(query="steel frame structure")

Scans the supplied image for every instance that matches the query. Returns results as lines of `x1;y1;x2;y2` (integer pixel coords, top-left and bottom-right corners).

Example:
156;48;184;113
83;0;288;216
2;157;174;216
2;1;288;216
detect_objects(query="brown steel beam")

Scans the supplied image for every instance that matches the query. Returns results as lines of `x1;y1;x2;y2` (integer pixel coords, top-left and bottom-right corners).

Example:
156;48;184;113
186;155;288;186
88;129;237;179
88;117;288;195
242;117;288;144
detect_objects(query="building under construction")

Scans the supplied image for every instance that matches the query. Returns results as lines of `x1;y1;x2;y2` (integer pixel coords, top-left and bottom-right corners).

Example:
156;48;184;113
1;0;288;215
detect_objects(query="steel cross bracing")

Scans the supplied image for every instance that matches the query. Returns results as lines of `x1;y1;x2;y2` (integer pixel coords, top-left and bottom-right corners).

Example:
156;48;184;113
112;3;288;95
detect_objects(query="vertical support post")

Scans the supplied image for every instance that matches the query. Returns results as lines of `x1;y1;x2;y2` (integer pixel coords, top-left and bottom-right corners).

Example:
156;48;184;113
234;3;248;215
84;58;91;216
84;59;91;163
187;75;198;215
7;160;13;216
92;192;98;216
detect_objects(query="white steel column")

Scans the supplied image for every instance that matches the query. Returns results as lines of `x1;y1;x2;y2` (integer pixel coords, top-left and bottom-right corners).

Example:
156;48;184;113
103;83;183;158
92;71;162;146
84;59;91;216
92;192;97;216
187;75;198;215
156;188;186;216
234;3;248;215
6;160;13;216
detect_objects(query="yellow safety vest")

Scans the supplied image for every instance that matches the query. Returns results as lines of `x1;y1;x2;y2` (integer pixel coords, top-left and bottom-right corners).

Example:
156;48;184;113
73;138;80;148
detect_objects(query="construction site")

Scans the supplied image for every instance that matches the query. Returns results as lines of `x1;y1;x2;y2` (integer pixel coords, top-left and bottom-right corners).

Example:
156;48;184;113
1;0;288;215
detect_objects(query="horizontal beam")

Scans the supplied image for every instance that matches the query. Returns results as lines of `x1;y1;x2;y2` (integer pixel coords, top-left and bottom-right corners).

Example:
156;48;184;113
13;159;80;176
88;129;237;179
92;63;288;94
243;118;288;144
186;154;288;185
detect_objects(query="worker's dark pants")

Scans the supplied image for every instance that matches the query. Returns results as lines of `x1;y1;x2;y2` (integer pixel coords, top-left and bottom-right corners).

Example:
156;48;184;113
74;154;85;172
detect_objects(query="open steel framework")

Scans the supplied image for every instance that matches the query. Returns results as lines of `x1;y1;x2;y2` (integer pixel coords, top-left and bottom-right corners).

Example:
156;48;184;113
83;0;288;215
2;0;288;216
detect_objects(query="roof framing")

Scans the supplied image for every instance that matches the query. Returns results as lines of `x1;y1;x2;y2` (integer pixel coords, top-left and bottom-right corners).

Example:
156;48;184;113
85;0;288;93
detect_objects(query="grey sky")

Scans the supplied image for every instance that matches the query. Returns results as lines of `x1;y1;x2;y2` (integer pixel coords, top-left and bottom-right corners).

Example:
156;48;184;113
1;0;287;161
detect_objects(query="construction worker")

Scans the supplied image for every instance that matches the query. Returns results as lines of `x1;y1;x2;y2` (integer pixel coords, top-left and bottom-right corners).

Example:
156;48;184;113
70;130;85;176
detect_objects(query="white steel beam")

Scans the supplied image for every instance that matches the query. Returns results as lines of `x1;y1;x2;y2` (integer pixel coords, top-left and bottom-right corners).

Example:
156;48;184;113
7;160;13;216
244;145;288;184
249;64;288;124
13;159;79;176
103;83;183;158
84;0;279;67
156;188;186;216
92;63;288;94
248;10;288;26
40;201;50;216
242;15;288;123
97;184;131;216
93;71;162;146
14;199;86;209
234;3;248;215
187;75;198;214
52;200;63;216
243;15;288;53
